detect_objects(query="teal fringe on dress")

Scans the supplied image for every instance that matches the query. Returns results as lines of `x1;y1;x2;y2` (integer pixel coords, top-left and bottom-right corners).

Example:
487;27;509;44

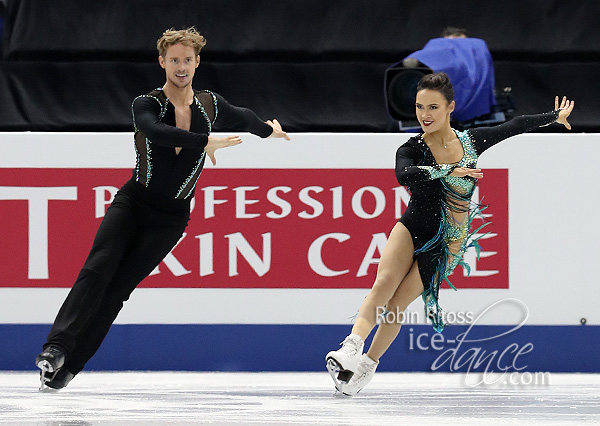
418;164;490;333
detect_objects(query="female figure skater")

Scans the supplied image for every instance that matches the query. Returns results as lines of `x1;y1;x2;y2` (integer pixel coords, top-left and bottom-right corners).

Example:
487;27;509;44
35;27;290;390
326;72;574;395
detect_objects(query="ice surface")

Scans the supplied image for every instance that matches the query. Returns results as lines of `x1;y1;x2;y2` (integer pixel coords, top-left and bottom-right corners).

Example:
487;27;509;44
0;371;599;425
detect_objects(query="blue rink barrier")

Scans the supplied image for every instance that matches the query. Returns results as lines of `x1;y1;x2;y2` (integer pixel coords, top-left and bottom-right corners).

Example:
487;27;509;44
3;324;598;373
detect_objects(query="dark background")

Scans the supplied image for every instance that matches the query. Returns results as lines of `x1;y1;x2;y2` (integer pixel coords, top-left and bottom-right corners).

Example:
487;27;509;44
1;0;598;132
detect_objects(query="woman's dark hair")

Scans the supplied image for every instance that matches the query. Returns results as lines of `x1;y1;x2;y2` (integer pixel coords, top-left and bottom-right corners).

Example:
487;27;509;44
416;72;454;104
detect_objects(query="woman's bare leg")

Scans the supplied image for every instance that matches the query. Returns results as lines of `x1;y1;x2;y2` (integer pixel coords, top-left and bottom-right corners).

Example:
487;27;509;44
350;222;415;340
364;238;465;361
366;261;424;361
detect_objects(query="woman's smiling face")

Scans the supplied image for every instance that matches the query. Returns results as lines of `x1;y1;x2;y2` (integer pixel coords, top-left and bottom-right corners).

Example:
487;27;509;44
415;89;455;134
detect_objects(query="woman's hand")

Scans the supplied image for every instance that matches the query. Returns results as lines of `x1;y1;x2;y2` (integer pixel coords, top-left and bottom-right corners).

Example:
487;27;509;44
449;167;483;179
205;135;242;166
266;119;291;140
555;96;575;130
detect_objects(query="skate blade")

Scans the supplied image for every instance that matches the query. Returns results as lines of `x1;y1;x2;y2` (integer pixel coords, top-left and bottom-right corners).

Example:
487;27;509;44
37;361;57;392
326;358;354;392
333;388;353;397
39;384;60;393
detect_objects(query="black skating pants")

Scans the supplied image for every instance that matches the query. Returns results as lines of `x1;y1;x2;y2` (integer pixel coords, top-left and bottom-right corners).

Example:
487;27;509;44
44;189;189;374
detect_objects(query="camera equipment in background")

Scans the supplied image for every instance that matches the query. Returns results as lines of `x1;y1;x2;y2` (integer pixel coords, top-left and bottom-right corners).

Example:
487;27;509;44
385;37;513;132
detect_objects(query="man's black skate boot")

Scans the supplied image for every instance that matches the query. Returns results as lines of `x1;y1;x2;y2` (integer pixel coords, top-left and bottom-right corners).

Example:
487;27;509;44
36;346;65;372
35;346;66;390
42;368;75;391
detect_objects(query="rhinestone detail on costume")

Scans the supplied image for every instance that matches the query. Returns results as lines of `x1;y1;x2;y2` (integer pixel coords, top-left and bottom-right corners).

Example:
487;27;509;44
417;163;455;179
443;129;477;194
175;152;206;199
174;91;217;199
132;93;167;186
441;129;479;245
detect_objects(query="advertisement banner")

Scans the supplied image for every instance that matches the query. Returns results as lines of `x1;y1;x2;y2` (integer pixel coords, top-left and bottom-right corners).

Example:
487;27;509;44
0;167;508;289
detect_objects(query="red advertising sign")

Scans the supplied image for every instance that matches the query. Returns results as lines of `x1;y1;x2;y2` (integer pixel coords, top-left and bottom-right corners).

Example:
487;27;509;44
0;168;508;289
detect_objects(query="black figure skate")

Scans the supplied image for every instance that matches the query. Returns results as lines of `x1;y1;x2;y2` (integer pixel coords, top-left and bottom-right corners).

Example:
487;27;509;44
35;346;65;391
41;368;75;391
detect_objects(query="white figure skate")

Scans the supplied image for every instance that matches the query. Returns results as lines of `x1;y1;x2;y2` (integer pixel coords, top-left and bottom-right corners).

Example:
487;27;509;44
339;353;378;396
325;334;364;392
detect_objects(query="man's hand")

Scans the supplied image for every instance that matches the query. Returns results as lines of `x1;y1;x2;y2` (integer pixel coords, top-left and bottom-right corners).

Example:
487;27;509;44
555;96;575;130
205;135;242;166
266;119;290;140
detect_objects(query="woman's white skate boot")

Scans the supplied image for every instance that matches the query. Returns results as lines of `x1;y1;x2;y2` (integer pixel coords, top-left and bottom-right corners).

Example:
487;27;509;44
339;353;378;396
325;334;364;391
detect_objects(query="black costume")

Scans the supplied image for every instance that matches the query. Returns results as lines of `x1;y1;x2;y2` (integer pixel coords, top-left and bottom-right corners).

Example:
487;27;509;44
42;88;272;375
395;111;559;332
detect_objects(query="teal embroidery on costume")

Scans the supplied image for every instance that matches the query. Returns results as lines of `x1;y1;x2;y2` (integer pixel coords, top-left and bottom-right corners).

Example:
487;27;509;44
417;163;455;180
418;129;491;333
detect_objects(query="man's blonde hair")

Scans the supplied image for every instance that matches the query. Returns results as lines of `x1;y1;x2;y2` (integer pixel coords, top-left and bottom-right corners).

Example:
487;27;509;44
157;27;207;58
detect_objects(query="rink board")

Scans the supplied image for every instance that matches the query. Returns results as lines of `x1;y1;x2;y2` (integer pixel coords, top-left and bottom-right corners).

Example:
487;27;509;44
1;323;598;373
0;132;598;372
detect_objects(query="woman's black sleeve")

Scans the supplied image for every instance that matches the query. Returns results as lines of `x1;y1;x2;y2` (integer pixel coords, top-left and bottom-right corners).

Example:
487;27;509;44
395;141;456;186
470;111;560;155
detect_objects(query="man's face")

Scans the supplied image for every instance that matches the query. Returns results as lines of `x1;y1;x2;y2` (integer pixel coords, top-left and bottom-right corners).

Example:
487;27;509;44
159;43;200;89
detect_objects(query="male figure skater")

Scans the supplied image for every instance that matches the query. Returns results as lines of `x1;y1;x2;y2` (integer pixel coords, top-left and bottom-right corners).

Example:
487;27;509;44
35;27;289;390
